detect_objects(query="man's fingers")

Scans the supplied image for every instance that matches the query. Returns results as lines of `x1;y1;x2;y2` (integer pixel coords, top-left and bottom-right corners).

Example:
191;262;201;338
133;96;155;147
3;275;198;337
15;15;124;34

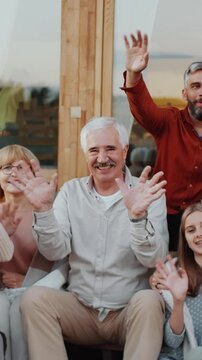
149;171;165;187
142;33;148;48
115;178;129;196
130;34;138;47
137;30;142;46
138;165;152;184
148;180;167;195
149;189;166;202
125;31;147;49
124;35;130;49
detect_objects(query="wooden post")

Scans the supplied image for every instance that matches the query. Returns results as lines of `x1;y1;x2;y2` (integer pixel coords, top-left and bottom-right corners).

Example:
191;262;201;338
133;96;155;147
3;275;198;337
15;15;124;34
58;0;114;187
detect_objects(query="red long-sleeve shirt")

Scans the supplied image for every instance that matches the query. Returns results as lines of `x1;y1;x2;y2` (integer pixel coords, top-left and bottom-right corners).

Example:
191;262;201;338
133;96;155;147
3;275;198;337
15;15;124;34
122;75;202;214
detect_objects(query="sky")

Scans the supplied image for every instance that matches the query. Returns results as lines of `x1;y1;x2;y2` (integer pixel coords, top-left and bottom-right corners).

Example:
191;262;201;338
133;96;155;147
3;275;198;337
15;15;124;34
113;0;202;97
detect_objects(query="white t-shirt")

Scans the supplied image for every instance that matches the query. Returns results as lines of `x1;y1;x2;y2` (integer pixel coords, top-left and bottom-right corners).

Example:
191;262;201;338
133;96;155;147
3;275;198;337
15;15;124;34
92;188;122;209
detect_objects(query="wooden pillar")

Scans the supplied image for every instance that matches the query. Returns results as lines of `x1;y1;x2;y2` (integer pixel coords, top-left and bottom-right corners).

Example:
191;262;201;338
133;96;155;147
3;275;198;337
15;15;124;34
58;0;114;187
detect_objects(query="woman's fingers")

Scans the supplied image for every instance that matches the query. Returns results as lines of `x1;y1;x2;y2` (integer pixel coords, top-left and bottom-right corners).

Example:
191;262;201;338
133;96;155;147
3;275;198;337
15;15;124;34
50;173;58;192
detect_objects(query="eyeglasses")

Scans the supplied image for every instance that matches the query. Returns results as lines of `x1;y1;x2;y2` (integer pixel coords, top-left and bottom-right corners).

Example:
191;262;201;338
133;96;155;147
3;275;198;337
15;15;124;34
0;164;24;175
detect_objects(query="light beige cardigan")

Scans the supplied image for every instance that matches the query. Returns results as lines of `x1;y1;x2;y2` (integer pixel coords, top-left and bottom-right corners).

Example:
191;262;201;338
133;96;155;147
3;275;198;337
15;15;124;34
0;223;14;262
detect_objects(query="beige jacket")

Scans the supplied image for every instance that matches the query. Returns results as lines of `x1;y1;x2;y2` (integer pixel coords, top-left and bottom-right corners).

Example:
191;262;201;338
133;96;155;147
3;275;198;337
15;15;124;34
33;167;169;309
0;223;14;262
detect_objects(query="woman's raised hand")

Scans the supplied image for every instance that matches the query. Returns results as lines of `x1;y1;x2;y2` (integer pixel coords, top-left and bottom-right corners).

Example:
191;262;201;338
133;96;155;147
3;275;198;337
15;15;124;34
8;159;58;212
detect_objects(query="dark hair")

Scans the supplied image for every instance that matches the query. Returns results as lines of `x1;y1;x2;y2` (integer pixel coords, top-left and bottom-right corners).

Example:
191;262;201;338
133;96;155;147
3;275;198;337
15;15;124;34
178;202;202;296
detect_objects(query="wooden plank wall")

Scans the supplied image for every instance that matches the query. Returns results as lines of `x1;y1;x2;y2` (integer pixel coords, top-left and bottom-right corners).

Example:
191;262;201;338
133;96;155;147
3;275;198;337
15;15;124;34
101;0;114;115
58;0;114;187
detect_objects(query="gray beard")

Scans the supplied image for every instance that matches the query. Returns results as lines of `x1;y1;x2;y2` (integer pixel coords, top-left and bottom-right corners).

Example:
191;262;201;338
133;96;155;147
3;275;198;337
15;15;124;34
188;102;202;121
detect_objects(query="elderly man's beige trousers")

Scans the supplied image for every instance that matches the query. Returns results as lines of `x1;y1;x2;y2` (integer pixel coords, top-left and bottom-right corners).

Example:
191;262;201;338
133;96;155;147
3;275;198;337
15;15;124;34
21;288;165;360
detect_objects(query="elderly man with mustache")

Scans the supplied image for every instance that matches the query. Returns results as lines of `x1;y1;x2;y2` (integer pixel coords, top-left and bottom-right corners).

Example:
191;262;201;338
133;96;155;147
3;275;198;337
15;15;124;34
11;116;168;360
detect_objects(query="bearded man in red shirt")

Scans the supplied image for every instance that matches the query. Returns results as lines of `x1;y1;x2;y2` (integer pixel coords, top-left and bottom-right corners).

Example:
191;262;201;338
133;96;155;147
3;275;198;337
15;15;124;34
122;30;202;252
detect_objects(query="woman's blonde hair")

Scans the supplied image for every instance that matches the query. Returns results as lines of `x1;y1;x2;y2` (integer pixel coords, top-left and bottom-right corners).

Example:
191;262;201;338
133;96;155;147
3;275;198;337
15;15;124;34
0;144;39;200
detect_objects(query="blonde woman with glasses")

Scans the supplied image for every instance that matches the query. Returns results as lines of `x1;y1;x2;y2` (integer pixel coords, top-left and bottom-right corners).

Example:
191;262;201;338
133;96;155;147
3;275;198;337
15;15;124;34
0;144;56;360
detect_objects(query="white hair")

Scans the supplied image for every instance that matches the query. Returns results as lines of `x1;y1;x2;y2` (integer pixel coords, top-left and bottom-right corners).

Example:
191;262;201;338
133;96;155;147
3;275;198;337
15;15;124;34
184;61;202;86
80;117;129;153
